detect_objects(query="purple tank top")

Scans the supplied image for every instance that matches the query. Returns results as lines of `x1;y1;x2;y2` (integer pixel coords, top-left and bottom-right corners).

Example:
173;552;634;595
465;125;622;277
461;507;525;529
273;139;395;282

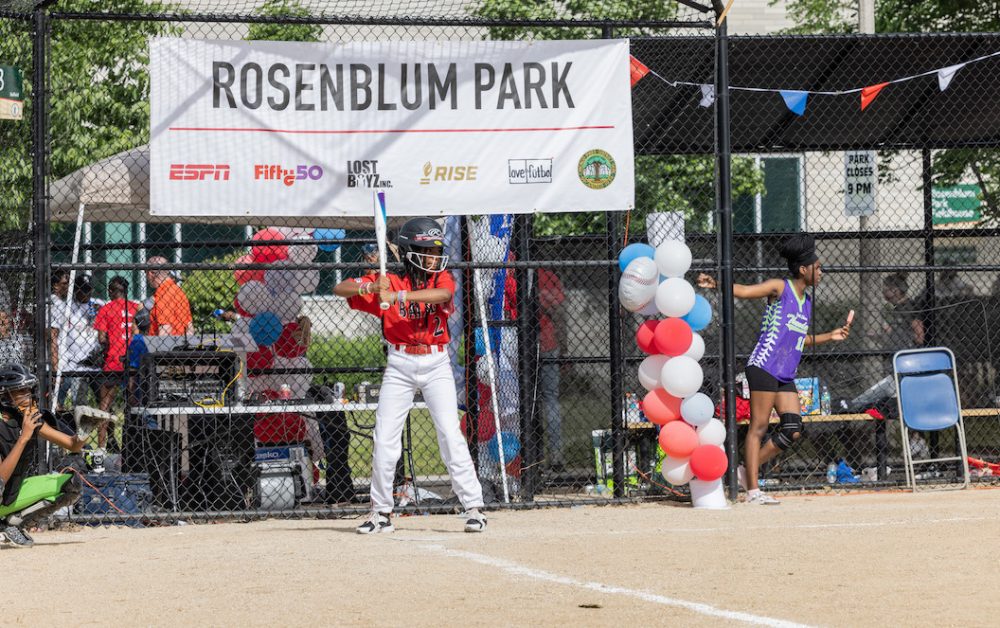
747;280;811;383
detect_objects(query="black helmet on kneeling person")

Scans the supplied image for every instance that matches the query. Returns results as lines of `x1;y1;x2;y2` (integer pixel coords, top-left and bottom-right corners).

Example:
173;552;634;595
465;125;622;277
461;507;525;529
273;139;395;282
0;363;37;396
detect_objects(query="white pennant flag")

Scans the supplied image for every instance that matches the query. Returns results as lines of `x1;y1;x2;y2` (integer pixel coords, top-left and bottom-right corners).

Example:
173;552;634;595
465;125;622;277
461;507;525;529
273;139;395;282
938;63;965;91
699;84;715;107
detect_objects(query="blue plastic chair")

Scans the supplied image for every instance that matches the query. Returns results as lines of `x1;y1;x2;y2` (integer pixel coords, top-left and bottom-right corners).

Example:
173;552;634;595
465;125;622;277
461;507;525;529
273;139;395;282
892;348;970;490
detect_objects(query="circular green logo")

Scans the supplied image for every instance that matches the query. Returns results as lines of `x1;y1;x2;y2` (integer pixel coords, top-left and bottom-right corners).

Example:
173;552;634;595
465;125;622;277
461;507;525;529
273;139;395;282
577;149;616;190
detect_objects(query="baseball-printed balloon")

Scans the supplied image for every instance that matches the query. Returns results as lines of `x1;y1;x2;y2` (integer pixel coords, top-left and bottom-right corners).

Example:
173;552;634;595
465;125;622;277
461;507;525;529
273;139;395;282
619;257;659;312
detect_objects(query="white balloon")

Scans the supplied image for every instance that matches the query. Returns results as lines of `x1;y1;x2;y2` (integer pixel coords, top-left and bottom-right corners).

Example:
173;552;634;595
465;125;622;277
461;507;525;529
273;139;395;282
287;236;318;264
638;355;669;392
236;280;271;316
683;332;705;361
661;456;694;485
272;293;304;324
654;240;693;278
697;419;727;446
660;355;703;398
655;277;696;318
681;392;715;427
637;299;660;317
266;263;320;295
619;257;659;312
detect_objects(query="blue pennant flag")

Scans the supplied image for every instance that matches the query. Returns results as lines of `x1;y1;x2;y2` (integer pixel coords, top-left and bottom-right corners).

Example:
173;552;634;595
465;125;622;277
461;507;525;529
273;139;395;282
779;90;808;116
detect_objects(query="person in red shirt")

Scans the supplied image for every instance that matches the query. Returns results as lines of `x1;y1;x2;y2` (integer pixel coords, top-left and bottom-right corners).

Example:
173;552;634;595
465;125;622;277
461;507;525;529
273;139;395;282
333;218;485;534
93;276;140;448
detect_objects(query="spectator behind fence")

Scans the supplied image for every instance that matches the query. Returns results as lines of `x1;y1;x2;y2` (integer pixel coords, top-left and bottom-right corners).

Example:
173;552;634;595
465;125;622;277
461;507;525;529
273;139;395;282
880;273;926;350
146;256;193;337
46;270;70;374
93;276;140;449
126;308;151;408
0;278;23;366
49;275;104;410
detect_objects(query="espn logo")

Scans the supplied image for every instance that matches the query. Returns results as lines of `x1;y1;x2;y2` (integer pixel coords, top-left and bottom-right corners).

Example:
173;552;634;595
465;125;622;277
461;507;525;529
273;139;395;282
169;164;231;181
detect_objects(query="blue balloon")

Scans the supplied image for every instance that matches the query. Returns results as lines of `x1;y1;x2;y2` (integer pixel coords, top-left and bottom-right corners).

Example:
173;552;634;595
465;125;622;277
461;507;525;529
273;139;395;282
249;312;283;346
312;228;346;252
486;432;521;462
682;294;713;331
618;243;655;272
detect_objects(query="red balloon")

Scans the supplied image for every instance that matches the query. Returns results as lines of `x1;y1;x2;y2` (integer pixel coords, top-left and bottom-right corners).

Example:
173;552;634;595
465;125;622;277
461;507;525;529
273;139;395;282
654;318;693;357
234;254;265;285
690;445;728;481
251;228;289;263
273;322;307;358
246;347;274;377
658;420;699;458
636;320;660;354
642;388;682;425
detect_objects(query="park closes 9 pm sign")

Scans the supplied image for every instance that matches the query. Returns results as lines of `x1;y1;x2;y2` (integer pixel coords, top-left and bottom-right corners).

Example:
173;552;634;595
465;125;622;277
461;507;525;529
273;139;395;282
149;38;635;219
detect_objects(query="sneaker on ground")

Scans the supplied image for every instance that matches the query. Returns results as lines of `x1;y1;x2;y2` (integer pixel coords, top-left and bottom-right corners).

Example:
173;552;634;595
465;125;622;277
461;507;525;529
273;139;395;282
745;490;780;505
356;512;394;535
2;524;34;548
737;464;748;491
464;511;487;533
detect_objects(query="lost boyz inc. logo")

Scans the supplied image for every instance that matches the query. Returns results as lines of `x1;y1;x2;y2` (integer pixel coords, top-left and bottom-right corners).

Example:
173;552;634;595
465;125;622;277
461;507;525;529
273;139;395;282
347;160;392;189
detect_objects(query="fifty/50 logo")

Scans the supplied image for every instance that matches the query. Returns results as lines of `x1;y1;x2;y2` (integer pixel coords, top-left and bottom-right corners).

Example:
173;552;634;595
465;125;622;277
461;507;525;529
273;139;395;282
347;160;392;189
254;164;324;187
508;159;553;185
169;164;230;181
420;162;478;185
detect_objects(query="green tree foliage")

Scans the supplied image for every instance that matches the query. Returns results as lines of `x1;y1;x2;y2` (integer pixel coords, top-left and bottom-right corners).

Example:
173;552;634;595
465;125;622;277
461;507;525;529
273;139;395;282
776;0;1000;218
246;0;322;42
0;1;176;232
474;0;763;235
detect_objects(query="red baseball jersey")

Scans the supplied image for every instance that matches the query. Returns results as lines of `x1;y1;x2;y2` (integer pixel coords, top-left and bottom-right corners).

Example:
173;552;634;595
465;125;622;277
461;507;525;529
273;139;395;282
348;272;455;346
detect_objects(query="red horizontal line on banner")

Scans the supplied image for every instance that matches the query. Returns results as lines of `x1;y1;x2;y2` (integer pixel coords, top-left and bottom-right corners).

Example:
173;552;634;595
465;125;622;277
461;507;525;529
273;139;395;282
168;125;615;134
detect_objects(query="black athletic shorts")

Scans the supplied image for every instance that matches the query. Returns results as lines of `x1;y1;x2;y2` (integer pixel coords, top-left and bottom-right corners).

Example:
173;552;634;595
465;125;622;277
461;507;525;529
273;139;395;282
745;365;797;393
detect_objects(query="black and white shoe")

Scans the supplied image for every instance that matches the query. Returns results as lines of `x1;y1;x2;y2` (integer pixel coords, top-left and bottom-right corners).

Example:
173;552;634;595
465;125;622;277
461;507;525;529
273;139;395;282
2;524;34;548
356;512;394;535
464;510;487;533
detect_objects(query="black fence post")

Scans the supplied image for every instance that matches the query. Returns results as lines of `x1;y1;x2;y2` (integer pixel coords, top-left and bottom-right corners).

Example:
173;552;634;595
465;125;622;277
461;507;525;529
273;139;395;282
514;214;540;500
460;216;480;468
32;6;51;427
922;149;936;346
714;15;739;500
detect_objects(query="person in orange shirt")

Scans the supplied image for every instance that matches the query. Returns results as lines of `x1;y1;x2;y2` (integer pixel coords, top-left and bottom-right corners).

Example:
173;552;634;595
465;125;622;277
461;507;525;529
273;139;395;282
145;256;193;336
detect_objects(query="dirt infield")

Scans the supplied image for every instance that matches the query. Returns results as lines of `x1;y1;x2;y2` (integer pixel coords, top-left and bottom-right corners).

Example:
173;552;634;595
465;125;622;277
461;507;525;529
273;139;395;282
6;489;1000;627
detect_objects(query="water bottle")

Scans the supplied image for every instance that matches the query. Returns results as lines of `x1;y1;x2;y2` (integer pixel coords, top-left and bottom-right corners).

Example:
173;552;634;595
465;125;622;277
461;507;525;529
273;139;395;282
333;382;346;402
826;462;837;484
820;384;831;415
279;383;292;400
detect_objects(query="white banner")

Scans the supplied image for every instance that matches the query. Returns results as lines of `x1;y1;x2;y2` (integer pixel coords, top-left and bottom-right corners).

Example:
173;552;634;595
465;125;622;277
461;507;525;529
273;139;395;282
150;38;634;218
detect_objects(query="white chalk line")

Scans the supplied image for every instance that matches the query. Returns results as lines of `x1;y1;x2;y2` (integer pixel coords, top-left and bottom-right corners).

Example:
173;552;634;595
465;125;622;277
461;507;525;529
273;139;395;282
420;544;814;628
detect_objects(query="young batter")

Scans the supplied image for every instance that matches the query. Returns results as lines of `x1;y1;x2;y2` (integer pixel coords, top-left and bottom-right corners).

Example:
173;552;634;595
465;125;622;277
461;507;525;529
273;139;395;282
699;234;852;505
333;218;486;533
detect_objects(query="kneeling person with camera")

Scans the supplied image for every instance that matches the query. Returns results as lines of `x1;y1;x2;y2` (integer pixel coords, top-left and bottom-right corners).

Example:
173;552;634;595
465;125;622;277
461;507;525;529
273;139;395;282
0;363;86;548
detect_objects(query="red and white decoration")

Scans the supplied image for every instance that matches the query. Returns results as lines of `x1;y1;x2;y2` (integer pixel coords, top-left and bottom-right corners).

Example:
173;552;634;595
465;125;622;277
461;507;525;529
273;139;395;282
621;239;728;509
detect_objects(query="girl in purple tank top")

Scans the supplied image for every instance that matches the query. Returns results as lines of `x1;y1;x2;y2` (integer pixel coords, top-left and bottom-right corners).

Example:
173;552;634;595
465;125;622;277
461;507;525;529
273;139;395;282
698;234;853;505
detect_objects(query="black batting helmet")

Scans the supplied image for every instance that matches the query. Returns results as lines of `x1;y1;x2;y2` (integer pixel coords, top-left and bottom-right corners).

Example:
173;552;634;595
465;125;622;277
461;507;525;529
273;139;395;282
0;363;38;395
396;218;448;274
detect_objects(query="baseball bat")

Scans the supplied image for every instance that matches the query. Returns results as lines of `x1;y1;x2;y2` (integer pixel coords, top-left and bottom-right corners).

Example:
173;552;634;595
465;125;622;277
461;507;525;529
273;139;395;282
374;191;390;311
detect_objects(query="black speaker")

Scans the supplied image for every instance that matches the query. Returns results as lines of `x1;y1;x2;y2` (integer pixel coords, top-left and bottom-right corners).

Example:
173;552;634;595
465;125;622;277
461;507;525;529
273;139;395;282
182;413;257;511
122;425;180;509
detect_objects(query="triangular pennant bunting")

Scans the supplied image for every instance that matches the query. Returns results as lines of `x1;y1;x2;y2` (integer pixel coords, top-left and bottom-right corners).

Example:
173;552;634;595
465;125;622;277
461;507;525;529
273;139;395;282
699;84;715;108
779;90;808;116
629;55;650;87
937;63;964;91
860;82;889;111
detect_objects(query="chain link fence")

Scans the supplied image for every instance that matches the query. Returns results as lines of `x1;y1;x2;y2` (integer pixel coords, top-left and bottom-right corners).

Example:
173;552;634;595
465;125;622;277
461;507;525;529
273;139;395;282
2;1;999;525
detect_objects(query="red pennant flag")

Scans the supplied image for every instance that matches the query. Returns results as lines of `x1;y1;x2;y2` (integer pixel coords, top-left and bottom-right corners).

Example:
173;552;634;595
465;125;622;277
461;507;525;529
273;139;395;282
630;55;650;87
860;82;890;111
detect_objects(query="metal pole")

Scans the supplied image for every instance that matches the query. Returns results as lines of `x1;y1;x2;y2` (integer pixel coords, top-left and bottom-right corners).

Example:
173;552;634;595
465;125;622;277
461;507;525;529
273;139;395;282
32;7;51;417
602;24;625;498
460;216;480;458
921;149;936;345
514;214;539;500
714;17;739;500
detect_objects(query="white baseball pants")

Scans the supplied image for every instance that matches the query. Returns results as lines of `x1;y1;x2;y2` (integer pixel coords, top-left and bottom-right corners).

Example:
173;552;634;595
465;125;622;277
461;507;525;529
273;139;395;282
370;347;484;513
